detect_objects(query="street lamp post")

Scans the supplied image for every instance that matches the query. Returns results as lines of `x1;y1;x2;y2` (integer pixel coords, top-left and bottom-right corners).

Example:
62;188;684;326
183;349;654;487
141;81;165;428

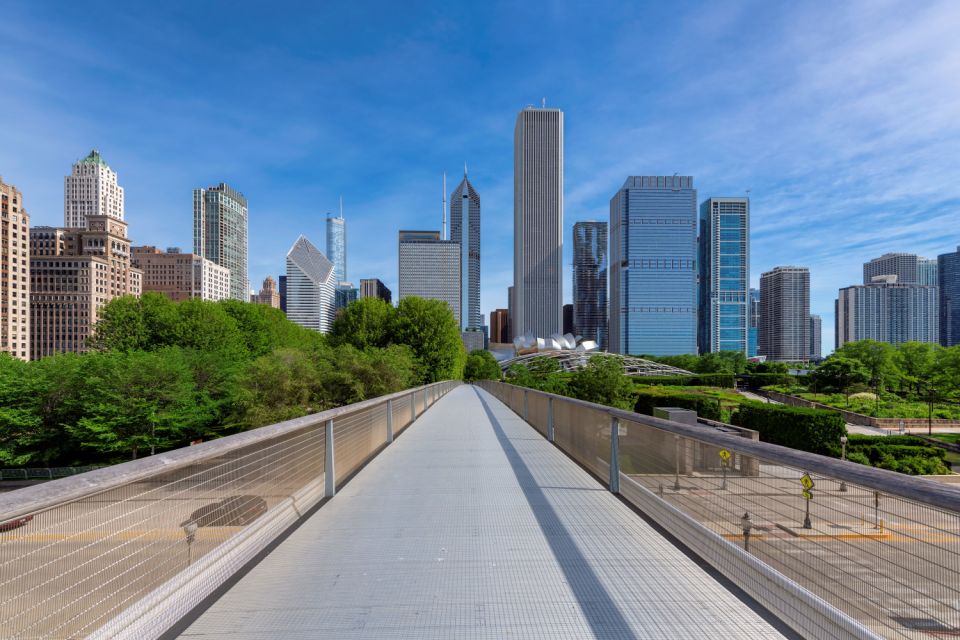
929;388;937;436
839;436;848;492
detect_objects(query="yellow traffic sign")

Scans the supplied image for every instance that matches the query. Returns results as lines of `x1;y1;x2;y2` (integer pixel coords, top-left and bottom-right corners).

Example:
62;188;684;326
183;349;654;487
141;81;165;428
802;490;813;500
718;449;731;461
800;473;815;491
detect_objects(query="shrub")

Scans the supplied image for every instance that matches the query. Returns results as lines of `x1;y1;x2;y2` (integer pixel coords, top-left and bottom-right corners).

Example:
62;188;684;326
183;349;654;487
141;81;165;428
634;388;723;421
730;401;846;455
635;373;736;388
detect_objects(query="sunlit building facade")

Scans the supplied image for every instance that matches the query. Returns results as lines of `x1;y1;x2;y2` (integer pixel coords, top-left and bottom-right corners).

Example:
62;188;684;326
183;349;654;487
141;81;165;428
698;197;749;355
285;235;336;333
193;183;248;301
1;179;29;360
609;176;698;356
451;173;481;330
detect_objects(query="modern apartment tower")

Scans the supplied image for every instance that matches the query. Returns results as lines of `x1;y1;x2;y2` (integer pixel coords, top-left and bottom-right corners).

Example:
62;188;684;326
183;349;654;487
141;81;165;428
513;106;563;338
572;221;608;348
939;247;960;346
836;277;939;347
698;197;749;355
398;230;460;324
285;235;336;333
132;246;231;302
360;278;392;304
1;178;29;360
863;253;935;285
450;172;481;330
326;211;346;285
64;150;124;228
609;176;698;356
30;216;142;359
193;183;249;301
809;314;822;360
758;266;810;361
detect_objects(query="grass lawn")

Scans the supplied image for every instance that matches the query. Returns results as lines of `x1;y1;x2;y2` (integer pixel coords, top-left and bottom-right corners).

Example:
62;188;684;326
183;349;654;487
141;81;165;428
768;388;960;420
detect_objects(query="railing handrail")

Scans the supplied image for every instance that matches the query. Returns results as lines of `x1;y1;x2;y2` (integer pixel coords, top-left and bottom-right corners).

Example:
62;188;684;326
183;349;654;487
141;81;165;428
481;381;960;513
0;380;456;523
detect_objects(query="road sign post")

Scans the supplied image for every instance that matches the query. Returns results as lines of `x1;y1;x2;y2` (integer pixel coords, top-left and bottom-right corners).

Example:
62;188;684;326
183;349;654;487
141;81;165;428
719;449;731;490
800;472;815;529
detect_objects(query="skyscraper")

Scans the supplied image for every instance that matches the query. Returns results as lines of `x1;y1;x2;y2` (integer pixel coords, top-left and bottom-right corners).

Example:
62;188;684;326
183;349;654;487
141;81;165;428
573;221;608;348
513;106;563;337
326;211;346;285
698;197;749;355
809;314;822;360
252;276;281;308
360;278;392;304
1;178;29;361
609;176;698;356
748;288;760;358
193;183;249;301
759;266;810;361
562;303;574;335
836;277;939;348
939;247;960;347
398;230;460;324
450;171;481;330
863;253;934;285
64;150;124;228
278;275;287;313
285;235;336;333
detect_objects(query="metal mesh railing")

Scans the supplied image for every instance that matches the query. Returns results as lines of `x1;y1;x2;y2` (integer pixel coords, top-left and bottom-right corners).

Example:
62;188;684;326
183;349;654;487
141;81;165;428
478;381;960;640
0;380;459;640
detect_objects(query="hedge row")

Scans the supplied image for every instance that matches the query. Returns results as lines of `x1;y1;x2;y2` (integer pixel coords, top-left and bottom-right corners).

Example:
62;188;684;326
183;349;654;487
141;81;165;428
743;373;795;389
634;389;723;421
635;373;736;388
730;401;846;455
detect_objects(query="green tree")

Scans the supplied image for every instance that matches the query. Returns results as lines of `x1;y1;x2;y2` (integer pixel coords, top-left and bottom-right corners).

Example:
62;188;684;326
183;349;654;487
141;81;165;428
895;342;939;396
235;347;324;427
463;350;501;382
810;356;870;397
329;297;397;350
392;297;465;382
567;355;634;409
835;340;899;398
697;351;748;374
934;346;960;396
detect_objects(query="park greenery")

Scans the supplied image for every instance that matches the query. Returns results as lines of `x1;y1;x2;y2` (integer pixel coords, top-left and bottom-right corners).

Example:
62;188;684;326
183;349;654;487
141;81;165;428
0;294;465;467
503;347;956;475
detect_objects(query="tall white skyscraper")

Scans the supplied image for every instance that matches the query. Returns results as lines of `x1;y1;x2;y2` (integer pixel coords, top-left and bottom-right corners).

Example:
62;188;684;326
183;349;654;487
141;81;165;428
326;210;346;285
513;106;563;338
64;150;124;228
450;171;480;330
285;235;336;333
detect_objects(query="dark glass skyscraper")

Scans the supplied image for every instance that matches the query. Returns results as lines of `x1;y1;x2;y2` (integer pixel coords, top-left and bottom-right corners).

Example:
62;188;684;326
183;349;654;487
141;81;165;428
938;247;960;346
609;176;698;356
450;172;481;330
573;221;608;348
698;197;749;355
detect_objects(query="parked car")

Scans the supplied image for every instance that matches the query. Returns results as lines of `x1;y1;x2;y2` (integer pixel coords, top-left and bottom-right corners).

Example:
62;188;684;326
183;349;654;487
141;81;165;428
0;514;33;532
183;495;267;527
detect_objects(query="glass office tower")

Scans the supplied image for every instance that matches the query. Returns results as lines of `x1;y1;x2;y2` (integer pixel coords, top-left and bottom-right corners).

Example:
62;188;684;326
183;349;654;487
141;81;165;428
748;288;760;357
698;197;749;355
326;213;346;285
573;221;608;348
193;183;249;301
609;176;698;356
450;173;481;330
940;247;960;346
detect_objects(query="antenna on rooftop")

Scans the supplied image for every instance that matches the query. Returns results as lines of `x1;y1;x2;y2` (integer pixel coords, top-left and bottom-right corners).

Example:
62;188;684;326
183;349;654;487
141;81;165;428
339;195;343;218
442;172;447;240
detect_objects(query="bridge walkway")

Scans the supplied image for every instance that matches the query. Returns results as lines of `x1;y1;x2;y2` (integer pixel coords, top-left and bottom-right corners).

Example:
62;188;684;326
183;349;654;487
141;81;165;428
177;385;788;639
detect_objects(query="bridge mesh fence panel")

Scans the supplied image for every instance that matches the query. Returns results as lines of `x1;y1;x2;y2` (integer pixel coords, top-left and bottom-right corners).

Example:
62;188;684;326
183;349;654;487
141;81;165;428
0;381;458;640
478;381;960;640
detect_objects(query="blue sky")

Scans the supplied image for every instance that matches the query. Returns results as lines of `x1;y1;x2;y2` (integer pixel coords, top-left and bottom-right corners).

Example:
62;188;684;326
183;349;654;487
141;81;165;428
1;0;958;354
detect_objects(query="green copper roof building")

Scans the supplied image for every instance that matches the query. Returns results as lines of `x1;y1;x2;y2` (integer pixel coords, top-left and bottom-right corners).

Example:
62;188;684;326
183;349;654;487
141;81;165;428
64;148;124;228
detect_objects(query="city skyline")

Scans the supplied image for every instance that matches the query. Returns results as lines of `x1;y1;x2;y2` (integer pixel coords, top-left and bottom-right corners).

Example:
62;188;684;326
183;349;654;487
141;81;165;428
1;2;958;354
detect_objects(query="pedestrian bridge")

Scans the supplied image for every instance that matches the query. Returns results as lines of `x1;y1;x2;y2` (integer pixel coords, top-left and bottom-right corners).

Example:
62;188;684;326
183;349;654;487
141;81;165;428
2;382;959;639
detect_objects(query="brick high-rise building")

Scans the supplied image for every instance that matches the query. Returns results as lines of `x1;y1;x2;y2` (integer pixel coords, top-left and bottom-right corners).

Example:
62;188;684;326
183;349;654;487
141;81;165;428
132;246;230;303
489;308;509;344
252;275;281;308
30;216;141;358
1;178;29;360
